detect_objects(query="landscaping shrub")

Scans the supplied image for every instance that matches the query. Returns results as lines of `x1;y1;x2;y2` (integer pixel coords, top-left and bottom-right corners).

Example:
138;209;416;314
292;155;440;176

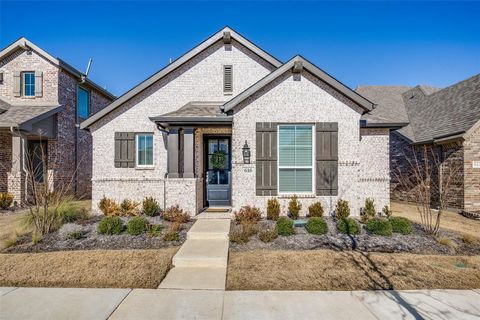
97;216;123;235
235;205;262;224
120;199;141;216
462;234;478;244
307;202;324;218
267;198;280;221
277;217;295;236
288;195;301;219
437;237;458;251
258;227;278;243
306;217;328;235
0;192;14;209
335;199;350;219
389;216;412;235
62;206;89;223
143;197;161;217
382;205;393;218
230;221;258;244
24;197;82;233
127;217;148;235
98;196;120;216
361;198;376;224
147;224;163;237
162;205;190;223
163;222;181;241
366;218;392;236
67;231;85;240
337;217;360;235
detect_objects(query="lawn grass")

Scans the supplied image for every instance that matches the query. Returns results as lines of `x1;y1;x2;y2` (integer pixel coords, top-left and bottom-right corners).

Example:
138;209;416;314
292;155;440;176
391;201;480;238
0;248;178;288
227;250;480;291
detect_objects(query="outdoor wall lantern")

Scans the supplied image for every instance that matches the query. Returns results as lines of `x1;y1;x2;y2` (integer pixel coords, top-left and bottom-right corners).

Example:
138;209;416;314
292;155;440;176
242;140;251;164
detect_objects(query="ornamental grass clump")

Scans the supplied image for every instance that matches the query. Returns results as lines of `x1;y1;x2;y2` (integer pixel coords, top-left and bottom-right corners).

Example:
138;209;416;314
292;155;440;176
267;198;280;221
307;202;324;218
0;192;14;209
382;205;393;218
163;222;181;241
361;198;376;224
277;217;295;236
147;224;163;237
127;217;148;235
258;227;278;243
288;195;301;219
366;218;392;236
98;196;120;216
306;217;328;235
120;199;141;216
162;205;190;223
389;216;413;235
234;205;262;224
97;216;123;235
335;199;350;219
143;197;161;217
337;217;360;235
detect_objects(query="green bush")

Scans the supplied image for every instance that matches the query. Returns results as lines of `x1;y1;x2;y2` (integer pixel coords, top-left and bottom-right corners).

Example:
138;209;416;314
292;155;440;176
382;205;393;218
288;195;302;219
335;199;350;219
267;198;280;221
127;217;148;235
258;227;278;243
147;224;163;237
361;198;376;224
67;231;85;240
306;217;328;235
337;217;360;235
277;217;295;236
97;216;123;235
143;197;161;217
389;216;412;235
0;192;14;209
307;202;324;218
62;206;89;223
235;205;262;224
366;218;392;236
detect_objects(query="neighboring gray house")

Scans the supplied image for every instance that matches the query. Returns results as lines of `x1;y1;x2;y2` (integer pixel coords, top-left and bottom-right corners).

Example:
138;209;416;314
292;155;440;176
357;74;480;213
81;27;399;216
0;38;114;204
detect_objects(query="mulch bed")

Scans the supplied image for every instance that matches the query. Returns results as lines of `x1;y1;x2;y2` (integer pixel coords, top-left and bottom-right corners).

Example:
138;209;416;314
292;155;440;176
3;215;194;253
229;218;480;256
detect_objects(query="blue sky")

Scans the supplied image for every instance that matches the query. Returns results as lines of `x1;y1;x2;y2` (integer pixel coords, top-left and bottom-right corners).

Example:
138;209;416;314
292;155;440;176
1;1;479;96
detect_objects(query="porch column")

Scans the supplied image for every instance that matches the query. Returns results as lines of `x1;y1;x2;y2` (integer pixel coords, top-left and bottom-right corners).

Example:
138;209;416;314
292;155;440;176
167;128;179;178
183;128;195;178
7;135;25;203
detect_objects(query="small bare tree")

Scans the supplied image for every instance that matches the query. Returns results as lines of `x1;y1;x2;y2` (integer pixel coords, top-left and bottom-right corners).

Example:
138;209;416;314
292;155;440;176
394;145;462;235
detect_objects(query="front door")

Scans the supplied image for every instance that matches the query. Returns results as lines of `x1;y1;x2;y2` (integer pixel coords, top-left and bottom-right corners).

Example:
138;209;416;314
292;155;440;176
205;137;231;206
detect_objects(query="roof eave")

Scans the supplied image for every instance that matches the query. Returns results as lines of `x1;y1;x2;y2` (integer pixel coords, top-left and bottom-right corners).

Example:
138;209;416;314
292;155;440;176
149;116;233;125
361;122;409;129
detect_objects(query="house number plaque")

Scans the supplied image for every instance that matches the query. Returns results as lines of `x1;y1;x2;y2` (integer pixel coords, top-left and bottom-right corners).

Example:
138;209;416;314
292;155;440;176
473;161;480;169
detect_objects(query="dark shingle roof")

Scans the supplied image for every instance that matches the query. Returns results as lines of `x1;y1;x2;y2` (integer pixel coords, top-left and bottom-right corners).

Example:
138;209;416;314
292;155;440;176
0;97;61;128
160;101;225;118
356;73;480;142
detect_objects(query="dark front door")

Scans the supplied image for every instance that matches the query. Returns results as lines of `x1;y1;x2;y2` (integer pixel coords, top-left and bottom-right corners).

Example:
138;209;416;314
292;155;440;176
205;137;231;206
28;141;47;183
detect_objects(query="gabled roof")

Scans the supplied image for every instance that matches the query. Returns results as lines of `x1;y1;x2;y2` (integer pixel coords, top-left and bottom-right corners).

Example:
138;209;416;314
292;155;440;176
0;37;115;100
0;97;61;128
222;55;374;113
357;73;480;143
81;26;282;129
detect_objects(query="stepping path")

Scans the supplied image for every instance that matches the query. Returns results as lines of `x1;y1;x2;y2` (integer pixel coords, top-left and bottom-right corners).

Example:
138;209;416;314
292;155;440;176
159;218;231;290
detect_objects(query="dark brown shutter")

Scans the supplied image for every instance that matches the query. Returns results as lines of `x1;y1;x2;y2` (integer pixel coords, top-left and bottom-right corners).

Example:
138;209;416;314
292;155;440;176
316;123;338;196
223;65;233;93
114;132;135;168
13;71;21;97
35;71;43;97
256;122;277;196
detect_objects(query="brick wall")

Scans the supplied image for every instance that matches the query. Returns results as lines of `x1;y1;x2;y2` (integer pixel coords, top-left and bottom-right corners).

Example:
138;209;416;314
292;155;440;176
464;125;480;212
0;130;11;193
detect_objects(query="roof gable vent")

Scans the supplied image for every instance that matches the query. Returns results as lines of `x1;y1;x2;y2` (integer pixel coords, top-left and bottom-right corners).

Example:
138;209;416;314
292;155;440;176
223;65;233;93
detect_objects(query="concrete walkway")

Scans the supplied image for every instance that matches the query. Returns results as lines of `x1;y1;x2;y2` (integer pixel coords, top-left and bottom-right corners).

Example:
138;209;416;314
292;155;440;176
158;218;231;290
1;287;479;319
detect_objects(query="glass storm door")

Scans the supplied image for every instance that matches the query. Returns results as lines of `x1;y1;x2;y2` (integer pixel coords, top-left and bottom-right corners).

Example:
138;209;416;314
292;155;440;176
205;137;231;206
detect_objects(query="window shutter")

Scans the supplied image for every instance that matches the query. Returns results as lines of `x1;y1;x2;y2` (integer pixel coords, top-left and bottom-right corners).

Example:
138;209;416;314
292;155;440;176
13;71;21;97
316;122;338;196
256;122;277;196
223;65;233;93
114;132;135;168
35;71;43;97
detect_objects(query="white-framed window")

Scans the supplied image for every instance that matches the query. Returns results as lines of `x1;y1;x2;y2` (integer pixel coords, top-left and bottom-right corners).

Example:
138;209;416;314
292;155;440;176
23;72;35;96
278;124;314;194
136;133;154;167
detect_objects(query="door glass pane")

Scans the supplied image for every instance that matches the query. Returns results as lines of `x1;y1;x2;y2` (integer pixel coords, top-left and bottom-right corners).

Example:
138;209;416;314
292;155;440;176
207;170;218;184
218;171;229;184
218;139;229;154
208;141;218;153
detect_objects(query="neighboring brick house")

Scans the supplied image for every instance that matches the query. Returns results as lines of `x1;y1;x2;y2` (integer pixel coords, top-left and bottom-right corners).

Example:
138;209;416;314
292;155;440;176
0;38;115;204
357;74;480;214
81;27;399;216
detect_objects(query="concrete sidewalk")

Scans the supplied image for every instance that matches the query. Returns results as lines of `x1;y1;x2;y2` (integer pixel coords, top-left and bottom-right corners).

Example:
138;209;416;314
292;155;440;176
1;287;479;320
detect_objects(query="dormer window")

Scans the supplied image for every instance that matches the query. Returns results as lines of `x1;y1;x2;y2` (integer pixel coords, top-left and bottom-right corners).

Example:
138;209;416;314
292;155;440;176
23;72;35;97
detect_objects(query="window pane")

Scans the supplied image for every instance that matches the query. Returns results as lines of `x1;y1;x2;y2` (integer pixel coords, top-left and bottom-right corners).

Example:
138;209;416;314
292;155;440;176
24;73;35;96
279;169;295;193
77;87;89;118
295;169;313;192
279;126;295;166
145;135;153;165
138;135;145;165
137;134;153;166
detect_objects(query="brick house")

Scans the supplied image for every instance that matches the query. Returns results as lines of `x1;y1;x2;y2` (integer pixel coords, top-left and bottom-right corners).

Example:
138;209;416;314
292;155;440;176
357;74;480;214
0;38;115;204
81;27;400;216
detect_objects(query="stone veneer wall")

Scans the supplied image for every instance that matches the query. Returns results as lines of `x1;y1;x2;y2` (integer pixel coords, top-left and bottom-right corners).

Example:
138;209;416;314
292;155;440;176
0;130;11;193
464;125;480;212
230;70;383;217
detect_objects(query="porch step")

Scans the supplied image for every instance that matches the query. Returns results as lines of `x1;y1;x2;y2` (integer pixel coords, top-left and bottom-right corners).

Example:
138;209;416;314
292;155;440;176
187;219;230;240
158;266;226;290
172;239;229;268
